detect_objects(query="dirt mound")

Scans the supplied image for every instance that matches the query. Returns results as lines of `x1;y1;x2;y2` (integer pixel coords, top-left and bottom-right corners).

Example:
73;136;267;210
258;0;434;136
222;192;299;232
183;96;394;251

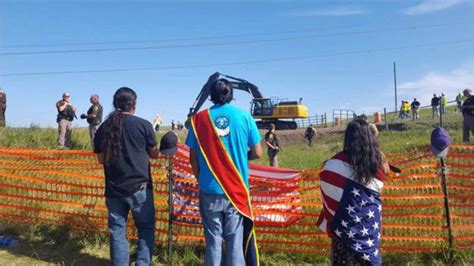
260;126;346;146
171;126;346;147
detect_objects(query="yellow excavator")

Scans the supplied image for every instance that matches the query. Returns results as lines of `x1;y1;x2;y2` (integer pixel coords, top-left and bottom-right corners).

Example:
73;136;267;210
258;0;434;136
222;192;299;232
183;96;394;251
187;72;309;129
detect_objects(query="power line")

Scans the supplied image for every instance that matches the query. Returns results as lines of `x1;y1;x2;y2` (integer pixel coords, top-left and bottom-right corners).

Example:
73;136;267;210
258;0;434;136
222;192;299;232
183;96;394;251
1;39;472;77
1;22;471;56
2;21;467;49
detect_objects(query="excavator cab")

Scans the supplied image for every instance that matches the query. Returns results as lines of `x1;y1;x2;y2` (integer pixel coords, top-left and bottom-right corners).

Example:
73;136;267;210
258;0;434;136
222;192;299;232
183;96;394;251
251;98;274;116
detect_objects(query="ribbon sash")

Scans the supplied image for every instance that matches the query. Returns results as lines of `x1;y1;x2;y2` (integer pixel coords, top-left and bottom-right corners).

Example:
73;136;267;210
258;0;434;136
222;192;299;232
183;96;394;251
191;109;259;266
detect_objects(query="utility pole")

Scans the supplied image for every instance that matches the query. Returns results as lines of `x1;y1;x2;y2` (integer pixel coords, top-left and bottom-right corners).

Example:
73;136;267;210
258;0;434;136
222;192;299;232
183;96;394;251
393;62;398;113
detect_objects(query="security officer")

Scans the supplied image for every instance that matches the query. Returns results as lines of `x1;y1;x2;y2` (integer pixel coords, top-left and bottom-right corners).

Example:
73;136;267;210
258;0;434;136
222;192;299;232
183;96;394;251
462;89;474;143
80;94;103;149
0;88;6;127
56;92;76;149
264;123;280;167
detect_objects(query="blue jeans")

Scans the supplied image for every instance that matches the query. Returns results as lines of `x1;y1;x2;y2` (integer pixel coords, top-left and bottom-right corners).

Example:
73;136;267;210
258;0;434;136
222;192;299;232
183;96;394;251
106;184;155;266
199;192;245;266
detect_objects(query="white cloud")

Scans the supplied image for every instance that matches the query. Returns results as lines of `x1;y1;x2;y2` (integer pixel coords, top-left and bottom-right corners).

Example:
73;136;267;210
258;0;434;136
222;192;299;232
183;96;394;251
287;7;368;17
402;0;465;15
398;60;474;105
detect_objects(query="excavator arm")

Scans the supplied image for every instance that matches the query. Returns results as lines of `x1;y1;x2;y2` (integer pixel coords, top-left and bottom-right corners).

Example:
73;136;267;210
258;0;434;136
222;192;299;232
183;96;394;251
187;72;263;117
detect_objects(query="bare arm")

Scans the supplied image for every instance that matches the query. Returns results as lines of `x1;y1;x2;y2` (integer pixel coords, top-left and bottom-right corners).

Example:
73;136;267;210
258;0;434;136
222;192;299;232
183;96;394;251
248;143;262;161
96;153;104;164
381;152;390;175
58;102;67;112
189;148;199;178
264;140;277;150
148;146;160;159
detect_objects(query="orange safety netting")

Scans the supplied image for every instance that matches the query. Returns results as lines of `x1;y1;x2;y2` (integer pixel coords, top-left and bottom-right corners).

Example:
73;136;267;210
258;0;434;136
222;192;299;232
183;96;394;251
0;144;472;255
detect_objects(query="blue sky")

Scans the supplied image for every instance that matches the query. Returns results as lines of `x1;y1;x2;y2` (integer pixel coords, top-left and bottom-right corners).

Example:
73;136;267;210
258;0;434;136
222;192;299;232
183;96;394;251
1;0;473;127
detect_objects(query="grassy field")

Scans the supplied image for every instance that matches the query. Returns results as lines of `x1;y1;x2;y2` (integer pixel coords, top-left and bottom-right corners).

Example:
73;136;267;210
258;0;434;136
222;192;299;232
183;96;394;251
0;108;472;265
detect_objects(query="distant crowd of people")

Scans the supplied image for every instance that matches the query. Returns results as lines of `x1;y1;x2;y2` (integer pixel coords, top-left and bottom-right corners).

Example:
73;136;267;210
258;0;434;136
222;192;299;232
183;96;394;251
398;92;469;121
396;90;474;142
170;120;185;131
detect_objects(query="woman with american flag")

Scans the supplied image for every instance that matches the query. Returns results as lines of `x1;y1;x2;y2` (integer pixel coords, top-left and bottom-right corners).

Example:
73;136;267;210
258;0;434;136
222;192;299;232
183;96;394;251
317;118;390;266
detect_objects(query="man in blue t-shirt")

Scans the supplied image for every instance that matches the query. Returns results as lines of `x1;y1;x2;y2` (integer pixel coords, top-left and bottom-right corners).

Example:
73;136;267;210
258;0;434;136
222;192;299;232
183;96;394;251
186;78;262;266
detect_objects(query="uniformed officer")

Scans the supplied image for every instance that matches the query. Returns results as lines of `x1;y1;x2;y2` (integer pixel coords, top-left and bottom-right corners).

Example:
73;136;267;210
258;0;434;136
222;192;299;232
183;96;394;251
56;92;76;149
0;88;6;127
462;89;474;143
80;94;103;148
264;123;280;167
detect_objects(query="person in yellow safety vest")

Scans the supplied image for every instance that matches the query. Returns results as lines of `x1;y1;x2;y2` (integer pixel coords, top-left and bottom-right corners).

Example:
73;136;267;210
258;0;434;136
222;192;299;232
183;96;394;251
402;101;411;119
440;93;448;114
398;100;406;119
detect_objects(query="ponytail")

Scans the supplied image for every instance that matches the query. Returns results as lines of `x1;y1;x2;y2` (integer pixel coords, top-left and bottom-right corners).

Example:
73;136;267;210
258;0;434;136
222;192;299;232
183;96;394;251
103;110;123;165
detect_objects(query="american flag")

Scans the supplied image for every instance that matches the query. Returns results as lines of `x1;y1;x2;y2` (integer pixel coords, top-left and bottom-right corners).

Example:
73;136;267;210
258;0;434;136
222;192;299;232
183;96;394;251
317;152;384;265
170;144;303;227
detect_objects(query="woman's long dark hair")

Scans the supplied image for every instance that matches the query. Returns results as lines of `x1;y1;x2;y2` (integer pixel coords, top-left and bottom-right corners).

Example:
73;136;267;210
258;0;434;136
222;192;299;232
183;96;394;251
343;119;382;185
102;87;137;165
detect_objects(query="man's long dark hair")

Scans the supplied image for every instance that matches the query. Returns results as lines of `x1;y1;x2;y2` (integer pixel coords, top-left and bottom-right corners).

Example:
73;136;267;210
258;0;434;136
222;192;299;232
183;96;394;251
343;119;382;185
102;87;137;165
210;79;233;104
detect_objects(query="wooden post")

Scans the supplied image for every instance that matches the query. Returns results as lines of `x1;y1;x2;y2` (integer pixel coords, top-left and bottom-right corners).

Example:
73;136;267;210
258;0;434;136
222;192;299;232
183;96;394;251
440;157;453;251
332;111;335;127
384;108;388;131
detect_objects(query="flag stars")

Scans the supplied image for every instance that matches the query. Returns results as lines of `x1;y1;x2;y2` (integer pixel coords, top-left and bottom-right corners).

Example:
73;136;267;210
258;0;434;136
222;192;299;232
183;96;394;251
353;215;361;223
377;204;382;212
360;200;368;207
369;195;375;202
346;204;356;214
341;220;349;228
362;254;371;261
346;230;356;239
373;249;379;257
366;238;375;247
372;222;379;230
361;226;369;236
367;210;375;219
351;188;361;197
353;242;362;251
377;232;381;240
334;229;342;237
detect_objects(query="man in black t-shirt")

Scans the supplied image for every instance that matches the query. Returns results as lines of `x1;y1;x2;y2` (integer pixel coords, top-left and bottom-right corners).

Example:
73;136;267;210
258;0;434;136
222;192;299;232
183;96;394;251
93;87;159;265
94;113;158;198
462;89;474;143
265;123;280;167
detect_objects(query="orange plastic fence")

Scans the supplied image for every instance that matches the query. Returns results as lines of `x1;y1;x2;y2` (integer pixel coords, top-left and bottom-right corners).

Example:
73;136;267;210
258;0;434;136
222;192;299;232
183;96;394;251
0;144;472;255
